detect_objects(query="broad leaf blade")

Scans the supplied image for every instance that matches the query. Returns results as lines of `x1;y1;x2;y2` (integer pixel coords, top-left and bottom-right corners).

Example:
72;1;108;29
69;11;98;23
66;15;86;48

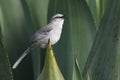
0;0;34;80
0;32;13;80
83;0;120;80
86;0;106;27
26;0;49;28
0;14;13;80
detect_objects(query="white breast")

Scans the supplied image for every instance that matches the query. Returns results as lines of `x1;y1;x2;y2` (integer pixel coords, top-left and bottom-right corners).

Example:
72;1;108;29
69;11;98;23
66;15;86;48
48;18;64;45
49;28;62;45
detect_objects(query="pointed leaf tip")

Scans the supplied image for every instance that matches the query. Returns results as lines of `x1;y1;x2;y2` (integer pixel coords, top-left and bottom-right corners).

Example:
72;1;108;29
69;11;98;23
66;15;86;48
37;39;64;80
72;56;83;80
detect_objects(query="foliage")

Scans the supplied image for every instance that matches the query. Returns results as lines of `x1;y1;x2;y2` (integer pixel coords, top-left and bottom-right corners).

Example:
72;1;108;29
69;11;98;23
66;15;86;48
0;0;120;80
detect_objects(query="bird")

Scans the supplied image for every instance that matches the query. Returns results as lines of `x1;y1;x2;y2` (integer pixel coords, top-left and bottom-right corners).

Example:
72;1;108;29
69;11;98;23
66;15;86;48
12;13;64;69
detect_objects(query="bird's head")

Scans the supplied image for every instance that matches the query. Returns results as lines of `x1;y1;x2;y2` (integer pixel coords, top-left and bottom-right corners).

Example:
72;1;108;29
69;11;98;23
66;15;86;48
52;13;64;19
50;13;64;26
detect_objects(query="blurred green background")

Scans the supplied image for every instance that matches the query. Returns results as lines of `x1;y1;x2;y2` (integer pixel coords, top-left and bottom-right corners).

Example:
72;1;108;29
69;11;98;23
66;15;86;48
0;0;120;80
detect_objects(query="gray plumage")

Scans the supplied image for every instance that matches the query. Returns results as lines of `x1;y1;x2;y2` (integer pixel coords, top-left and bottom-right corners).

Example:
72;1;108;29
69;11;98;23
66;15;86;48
12;13;64;69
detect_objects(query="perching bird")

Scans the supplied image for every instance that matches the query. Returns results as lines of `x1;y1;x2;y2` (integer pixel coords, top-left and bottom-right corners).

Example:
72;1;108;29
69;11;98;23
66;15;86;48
12;13;64;69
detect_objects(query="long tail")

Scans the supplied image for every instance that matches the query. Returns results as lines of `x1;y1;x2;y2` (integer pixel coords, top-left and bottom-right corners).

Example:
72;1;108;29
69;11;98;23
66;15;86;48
12;46;32;69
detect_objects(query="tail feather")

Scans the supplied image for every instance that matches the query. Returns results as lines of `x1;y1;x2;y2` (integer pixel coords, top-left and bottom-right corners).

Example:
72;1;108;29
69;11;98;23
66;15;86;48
12;47;32;69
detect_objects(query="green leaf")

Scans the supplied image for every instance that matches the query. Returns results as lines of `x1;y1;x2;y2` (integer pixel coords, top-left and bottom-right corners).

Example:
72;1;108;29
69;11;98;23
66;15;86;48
48;0;96;79
83;0;120;80
37;40;64;80
86;70;92;80
26;0;49;28
0;0;34;80
0;13;13;80
86;0;106;27
72;56;83;80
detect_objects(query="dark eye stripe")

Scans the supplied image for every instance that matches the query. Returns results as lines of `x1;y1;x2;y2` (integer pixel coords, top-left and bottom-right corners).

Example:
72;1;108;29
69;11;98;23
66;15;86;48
53;16;64;19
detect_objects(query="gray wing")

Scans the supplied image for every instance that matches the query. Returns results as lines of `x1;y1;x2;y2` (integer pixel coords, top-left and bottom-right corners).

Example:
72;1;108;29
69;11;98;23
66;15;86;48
30;26;53;45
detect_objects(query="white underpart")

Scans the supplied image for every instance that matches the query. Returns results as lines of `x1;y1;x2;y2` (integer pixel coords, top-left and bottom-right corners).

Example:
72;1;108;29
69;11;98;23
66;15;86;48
12;13;64;69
